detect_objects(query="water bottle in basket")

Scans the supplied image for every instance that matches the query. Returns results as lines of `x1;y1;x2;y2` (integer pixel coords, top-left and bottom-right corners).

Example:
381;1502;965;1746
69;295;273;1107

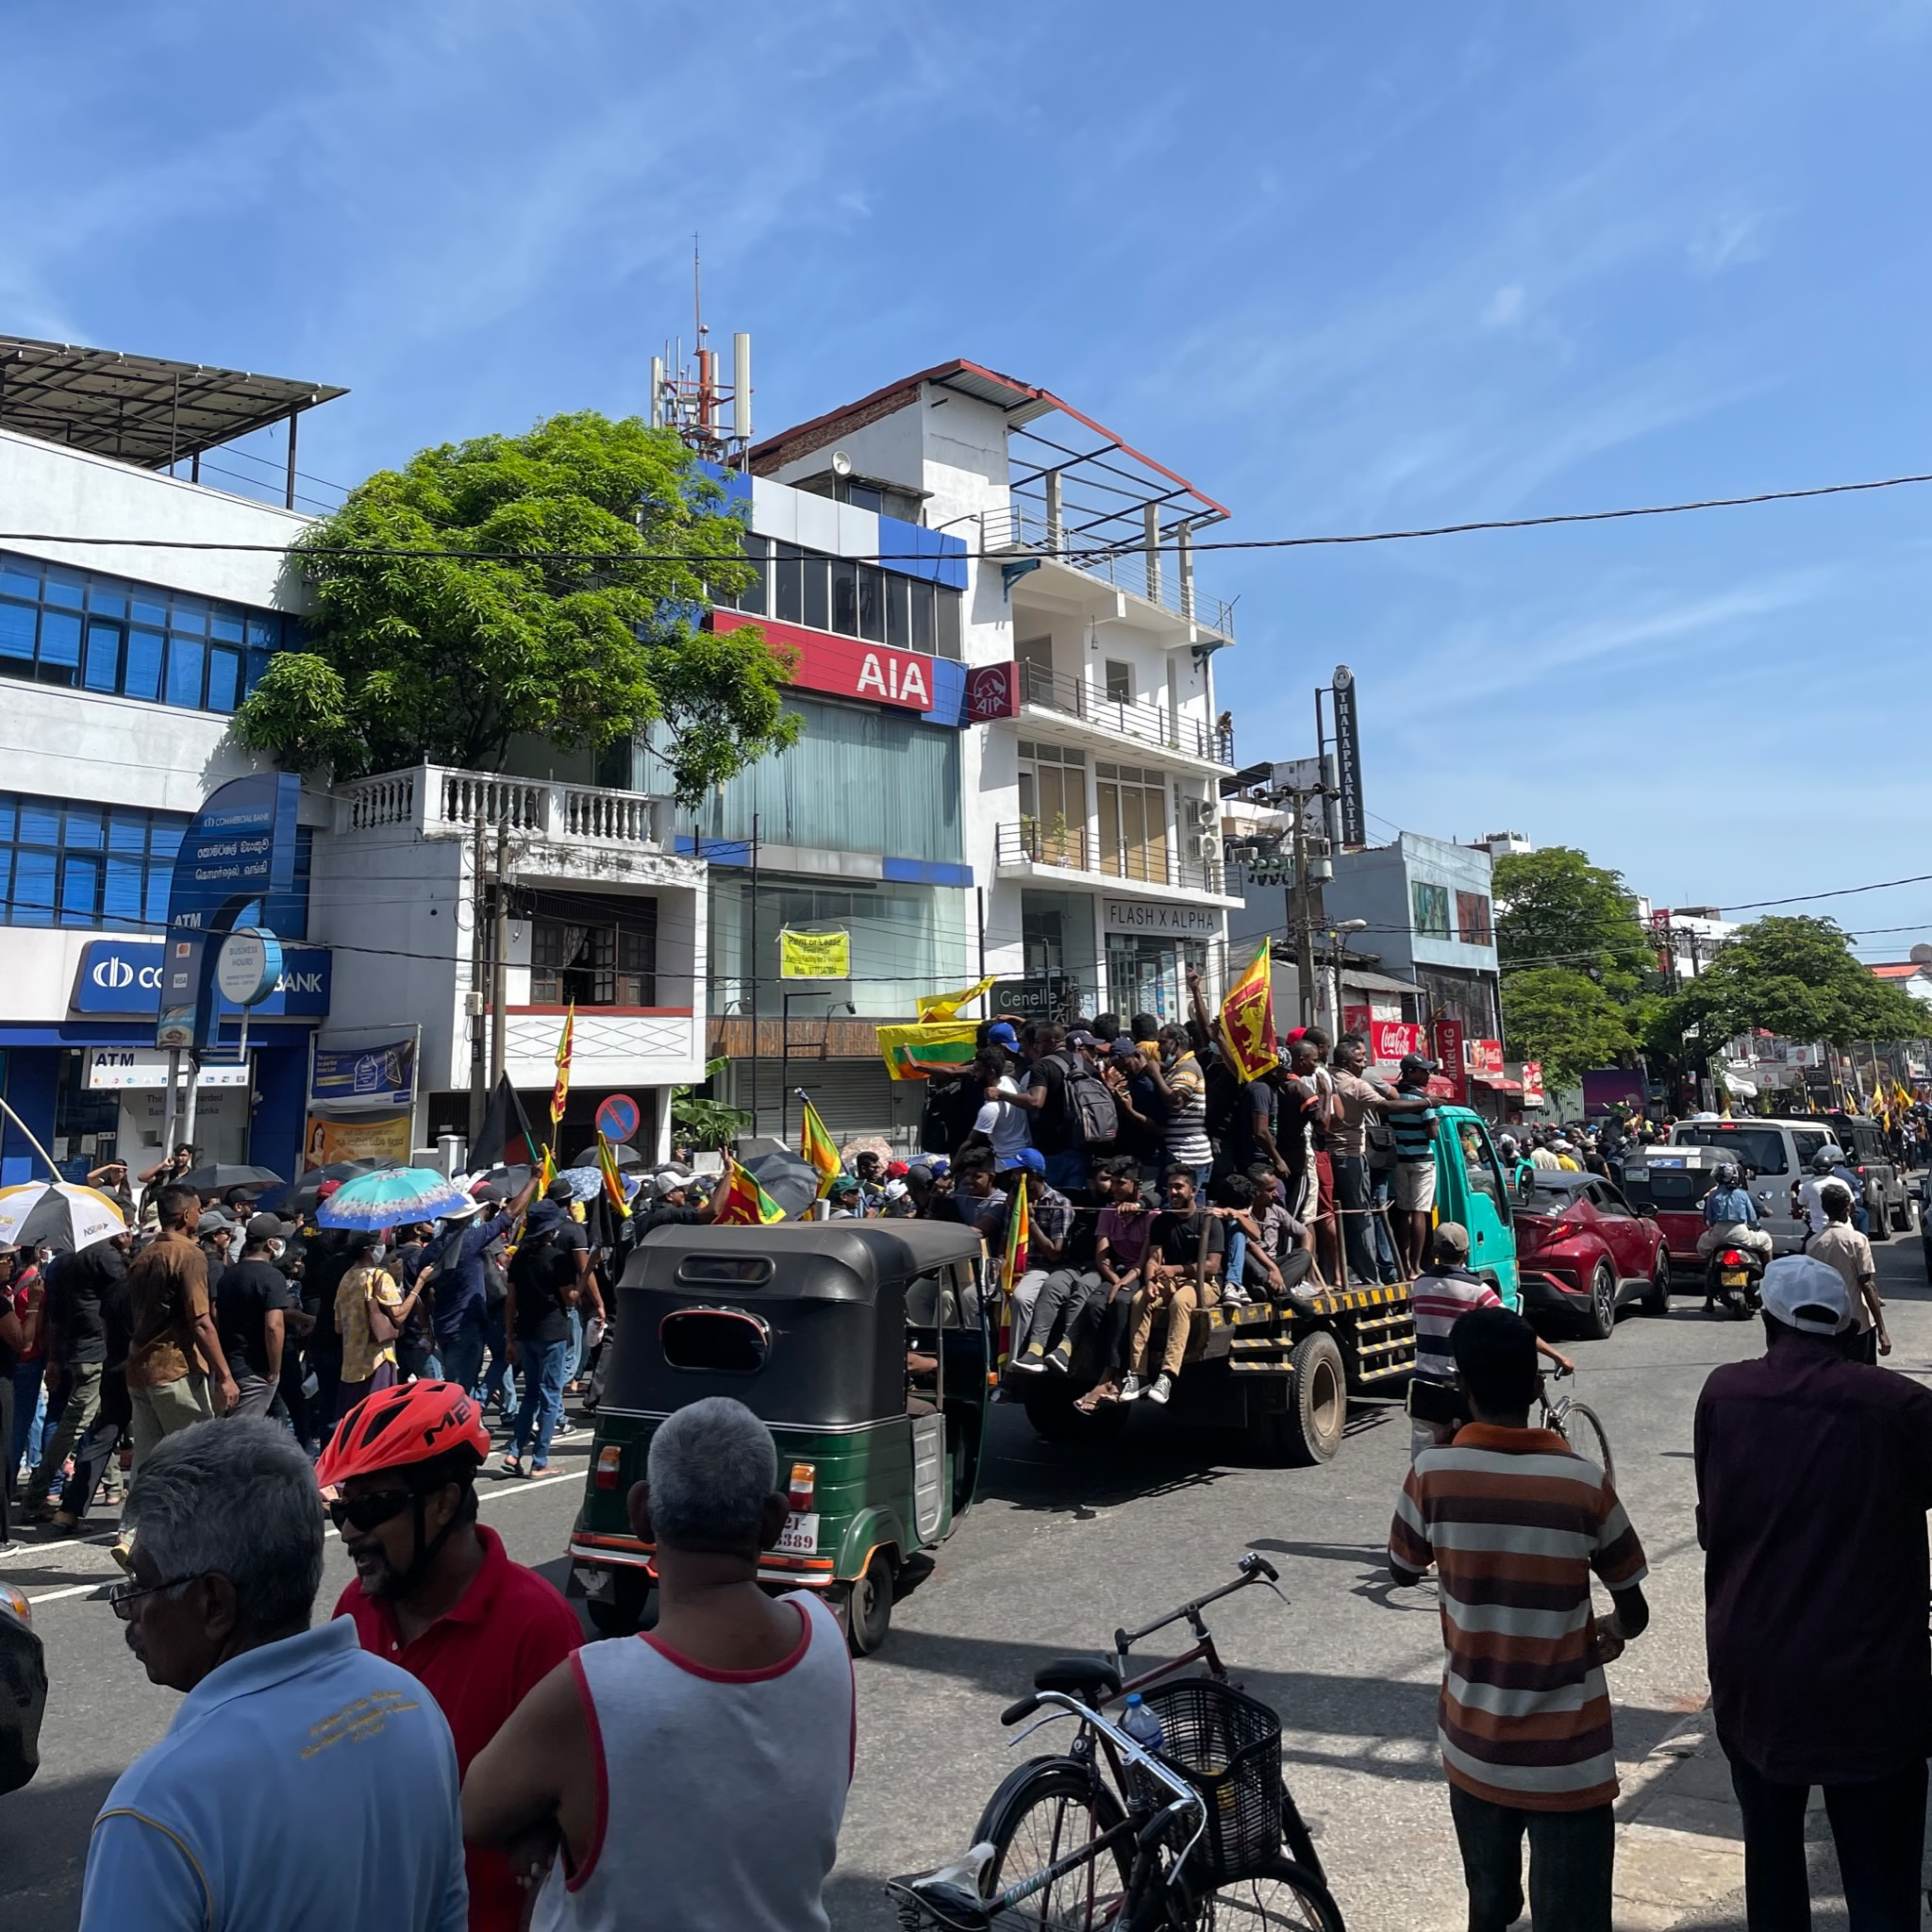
1120;1691;1166;1756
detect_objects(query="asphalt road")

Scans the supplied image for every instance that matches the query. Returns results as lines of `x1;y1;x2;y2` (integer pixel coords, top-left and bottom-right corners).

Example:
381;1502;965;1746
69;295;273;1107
7;1224;1930;1931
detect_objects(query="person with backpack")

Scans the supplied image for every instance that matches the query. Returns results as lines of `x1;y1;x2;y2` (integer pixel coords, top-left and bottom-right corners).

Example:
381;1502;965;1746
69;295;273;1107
501;1180;590;1478
1011;1023;1118;1198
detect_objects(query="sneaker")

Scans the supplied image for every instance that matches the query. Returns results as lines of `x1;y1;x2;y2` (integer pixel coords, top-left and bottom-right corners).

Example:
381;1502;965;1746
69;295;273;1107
1045;1341;1074;1374
0;1540;20;1559
1223;1287;1251;1307
110;1532;135;1574
552;1422;577;1441
1146;1374;1174;1407
1118;1373;1146;1402
1010;1345;1047;1374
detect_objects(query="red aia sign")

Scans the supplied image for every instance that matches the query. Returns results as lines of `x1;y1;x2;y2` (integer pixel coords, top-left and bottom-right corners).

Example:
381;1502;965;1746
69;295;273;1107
709;611;937;713
965;661;1021;722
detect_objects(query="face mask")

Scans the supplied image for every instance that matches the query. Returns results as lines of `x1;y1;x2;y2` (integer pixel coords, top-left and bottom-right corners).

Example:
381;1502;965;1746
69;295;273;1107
368;1243;387;1262
266;1240;285;1260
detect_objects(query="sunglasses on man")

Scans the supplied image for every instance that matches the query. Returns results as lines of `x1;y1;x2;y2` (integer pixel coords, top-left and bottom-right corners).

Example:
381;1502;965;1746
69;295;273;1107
327;1489;417;1534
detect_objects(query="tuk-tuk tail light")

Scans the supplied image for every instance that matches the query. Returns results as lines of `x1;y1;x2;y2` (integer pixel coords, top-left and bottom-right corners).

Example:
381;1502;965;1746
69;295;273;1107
595;1445;625;1491
788;1462;816;1511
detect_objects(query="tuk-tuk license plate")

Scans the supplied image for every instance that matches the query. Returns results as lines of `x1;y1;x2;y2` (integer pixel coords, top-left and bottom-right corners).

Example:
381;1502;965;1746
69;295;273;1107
1721;1271;1751;1287
774;1512;819;1556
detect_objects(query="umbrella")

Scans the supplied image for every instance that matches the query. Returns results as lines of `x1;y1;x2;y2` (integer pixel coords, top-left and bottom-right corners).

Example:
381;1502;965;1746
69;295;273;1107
569;1142;646;1170
744;1151;822;1221
265;1158;402;1216
0;1181;127;1255
179;1163;284;1194
553;1166;607;1204
466;1163;533;1203
840;1134;893;1168
318;1167;475;1231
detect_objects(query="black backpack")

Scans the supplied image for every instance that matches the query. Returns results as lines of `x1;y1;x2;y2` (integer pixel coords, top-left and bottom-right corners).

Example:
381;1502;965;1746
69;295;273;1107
1056;1052;1120;1150
507;1225;564;1305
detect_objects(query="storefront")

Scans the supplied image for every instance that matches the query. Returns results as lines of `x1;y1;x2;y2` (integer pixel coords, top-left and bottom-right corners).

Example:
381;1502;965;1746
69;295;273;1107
0;934;331;1186
1100;898;1217;1024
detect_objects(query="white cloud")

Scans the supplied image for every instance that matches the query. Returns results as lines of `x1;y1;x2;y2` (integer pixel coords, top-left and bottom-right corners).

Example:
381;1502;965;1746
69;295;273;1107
1482;283;1526;328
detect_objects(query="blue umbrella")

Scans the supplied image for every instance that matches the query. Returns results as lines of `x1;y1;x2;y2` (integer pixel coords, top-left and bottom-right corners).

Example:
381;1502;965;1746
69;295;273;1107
554;1165;605;1204
317;1166;475;1230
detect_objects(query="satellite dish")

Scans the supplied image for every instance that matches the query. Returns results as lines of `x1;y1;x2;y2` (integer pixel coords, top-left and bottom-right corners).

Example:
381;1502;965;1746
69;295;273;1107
831;450;853;478
1912;944;1932;965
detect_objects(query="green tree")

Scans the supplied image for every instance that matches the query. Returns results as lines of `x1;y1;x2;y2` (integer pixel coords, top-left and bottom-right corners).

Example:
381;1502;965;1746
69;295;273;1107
1660;915;1929;1048
670;1058;752;1152
1492;847;1653;993
1499;967;1644;1088
234;411;799;803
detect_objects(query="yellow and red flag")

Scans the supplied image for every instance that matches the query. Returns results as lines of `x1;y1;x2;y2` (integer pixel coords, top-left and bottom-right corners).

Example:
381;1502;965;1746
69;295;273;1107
797;1092;841;1199
1002;1173;1030;1292
536;1142;556;1199
1219;941;1279;1081
595;1134;628;1214
550;1001;575;1128
712;1152;786;1226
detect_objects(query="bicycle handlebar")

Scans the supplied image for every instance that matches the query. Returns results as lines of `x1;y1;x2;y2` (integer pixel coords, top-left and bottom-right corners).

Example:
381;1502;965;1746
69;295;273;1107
1113;1551;1281;1655
1000;1689;1204;1817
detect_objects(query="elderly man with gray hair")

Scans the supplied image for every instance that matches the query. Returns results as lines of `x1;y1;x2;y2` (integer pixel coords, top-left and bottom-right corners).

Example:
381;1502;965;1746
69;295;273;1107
465;1395;855;1931
79;1419;468;1932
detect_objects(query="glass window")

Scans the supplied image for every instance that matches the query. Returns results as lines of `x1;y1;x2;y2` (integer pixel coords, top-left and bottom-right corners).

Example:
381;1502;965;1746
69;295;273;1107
936;586;961;660
1105;660;1134;703
1456;891;1492;946
774;543;804;624
124;628;163;702
0;561;39;601
0;793;190;933
19;802;61;847
10;849;56;924
1674;1125;1790;1175
736;535;768;616
84;622;123;692
857;565;885;642
42;573;85;610
830;558;858;637
59;855;101;924
86;584;127;619
62;806;103;851
165;637;206;708
206;647;241;714
129;593;167;627
38;609;82;678
1412;880;1451;939
909;581;936;653
246;615;279;649
103;857;144;929
208;608;244;643
168;596;207;636
243;646;274;694
0;603;35;660
801;555;828;631
885;575;910;650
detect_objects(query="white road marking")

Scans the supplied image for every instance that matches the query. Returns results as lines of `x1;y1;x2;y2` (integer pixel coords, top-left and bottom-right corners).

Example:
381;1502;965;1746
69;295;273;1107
26;1581;107;1605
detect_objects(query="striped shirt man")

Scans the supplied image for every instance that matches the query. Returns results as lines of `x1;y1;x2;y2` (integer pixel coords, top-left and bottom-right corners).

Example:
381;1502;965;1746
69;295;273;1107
1409;1264;1502;1381
1389;1427;1649;1810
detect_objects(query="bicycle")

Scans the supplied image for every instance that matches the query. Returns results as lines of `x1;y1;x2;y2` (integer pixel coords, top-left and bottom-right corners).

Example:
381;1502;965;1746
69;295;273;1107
888;1555;1343;1930
1540;1365;1613;1483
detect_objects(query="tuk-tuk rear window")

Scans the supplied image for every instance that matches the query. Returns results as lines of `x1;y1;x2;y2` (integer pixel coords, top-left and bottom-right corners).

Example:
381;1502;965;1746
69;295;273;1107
659;1307;770;1374
674;1257;774;1287
1643;1171;1707;1206
1674;1125;1788;1174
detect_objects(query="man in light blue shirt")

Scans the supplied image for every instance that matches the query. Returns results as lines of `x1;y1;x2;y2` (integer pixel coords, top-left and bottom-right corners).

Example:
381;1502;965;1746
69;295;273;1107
80;1418;466;1932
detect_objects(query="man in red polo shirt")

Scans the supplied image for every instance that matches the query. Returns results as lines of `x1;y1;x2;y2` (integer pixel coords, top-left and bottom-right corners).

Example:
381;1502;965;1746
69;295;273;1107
319;1381;581;1932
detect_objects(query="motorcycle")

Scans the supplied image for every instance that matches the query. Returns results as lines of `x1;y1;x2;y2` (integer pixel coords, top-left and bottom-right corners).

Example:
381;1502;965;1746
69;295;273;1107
1704;1244;1764;1319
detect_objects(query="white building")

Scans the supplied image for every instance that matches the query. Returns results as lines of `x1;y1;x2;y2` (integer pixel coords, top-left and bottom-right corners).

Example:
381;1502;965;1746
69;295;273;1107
733;359;1239;1134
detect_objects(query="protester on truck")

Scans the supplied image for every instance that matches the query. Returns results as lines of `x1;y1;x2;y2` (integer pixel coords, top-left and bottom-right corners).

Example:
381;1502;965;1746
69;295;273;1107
1120;1167;1224;1407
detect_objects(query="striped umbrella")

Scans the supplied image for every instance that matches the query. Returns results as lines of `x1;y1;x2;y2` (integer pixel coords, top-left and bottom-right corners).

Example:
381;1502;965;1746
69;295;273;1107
0;1181;127;1254
316;1166;475;1231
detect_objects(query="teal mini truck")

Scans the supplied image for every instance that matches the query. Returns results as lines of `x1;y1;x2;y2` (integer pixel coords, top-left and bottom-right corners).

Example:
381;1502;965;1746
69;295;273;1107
567;1221;990;1656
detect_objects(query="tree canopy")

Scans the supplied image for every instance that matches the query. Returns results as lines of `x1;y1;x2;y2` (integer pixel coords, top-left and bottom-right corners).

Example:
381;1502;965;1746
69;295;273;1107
234;411;799;804
1492;846;1653;993
1660;915;1928;1048
1499;967;1646;1089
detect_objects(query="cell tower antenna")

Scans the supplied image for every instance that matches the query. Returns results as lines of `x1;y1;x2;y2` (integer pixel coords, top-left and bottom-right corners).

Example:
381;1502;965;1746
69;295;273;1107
693;232;707;343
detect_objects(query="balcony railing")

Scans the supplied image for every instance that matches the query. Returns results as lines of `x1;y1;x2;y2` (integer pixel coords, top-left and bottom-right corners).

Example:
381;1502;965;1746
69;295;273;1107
981;503;1237;641
996;822;1225;895
1015;661;1234;765
334;762;669;847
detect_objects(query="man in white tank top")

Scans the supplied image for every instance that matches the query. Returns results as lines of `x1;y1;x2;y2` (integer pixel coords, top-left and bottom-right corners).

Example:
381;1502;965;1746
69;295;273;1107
463;1396;855;1931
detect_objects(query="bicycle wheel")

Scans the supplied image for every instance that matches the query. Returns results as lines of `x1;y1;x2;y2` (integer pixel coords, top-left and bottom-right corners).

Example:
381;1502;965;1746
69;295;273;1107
974;1757;1133;1929
1558;1399;1615;1485
1188;1856;1346;1930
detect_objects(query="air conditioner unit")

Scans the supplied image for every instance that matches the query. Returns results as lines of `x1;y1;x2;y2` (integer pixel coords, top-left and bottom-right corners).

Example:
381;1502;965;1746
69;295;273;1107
1190;833;1223;863
1184;796;1216;829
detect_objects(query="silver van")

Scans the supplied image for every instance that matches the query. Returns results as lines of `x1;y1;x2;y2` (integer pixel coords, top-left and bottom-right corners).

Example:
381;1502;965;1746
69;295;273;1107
1667;1118;1838;1254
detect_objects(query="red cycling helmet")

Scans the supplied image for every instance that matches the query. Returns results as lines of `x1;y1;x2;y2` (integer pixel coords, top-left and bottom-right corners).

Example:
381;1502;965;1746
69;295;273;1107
315;1381;491;1489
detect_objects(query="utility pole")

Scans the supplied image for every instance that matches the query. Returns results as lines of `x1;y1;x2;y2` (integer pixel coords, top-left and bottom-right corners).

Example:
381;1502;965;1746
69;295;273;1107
489;820;509;1087
468;814;487;1141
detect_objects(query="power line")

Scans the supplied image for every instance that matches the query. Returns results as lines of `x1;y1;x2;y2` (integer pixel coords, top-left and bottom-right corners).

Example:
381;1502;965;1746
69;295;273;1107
3;464;1932;563
1718;873;1932;913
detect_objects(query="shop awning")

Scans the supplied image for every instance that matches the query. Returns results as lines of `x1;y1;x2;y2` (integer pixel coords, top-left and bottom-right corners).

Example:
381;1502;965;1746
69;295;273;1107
1474;1074;1524;1093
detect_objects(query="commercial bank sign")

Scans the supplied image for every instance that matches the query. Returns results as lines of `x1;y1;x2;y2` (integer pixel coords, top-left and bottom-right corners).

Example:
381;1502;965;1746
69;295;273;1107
74;937;331;1021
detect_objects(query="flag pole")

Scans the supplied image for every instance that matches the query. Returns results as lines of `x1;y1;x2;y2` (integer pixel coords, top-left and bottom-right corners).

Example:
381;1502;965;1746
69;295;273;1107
0;1094;64;1180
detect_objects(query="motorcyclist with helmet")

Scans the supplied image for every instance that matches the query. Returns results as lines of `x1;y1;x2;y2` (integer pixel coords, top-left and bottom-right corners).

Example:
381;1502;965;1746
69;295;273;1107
1797;1145;1868;1241
1696;1160;1773;1313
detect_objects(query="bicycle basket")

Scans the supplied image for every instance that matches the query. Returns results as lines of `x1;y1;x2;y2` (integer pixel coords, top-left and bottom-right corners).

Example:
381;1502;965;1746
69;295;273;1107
1124;1678;1284;1884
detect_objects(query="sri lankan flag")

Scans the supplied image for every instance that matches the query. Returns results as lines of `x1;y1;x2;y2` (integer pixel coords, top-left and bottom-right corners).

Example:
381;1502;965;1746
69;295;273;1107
713;1153;786;1226
1219;941;1279;1081
595;1133;628;1214
551;1002;575;1128
536;1143;557;1199
1002;1173;1030;1293
797;1092;841;1199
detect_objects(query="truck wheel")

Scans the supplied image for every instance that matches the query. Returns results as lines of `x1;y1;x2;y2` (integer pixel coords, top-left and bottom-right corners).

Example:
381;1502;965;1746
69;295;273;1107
1283;1330;1347;1465
841;1552;895;1657
584;1570;654;1639
1023;1389;1084;1442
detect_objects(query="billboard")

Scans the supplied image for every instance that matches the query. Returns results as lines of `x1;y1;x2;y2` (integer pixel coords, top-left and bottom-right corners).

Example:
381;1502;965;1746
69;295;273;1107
1330;665;1366;848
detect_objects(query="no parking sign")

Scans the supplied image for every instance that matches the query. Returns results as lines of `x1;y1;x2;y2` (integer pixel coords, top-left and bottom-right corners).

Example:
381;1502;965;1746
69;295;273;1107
595;1092;641;1143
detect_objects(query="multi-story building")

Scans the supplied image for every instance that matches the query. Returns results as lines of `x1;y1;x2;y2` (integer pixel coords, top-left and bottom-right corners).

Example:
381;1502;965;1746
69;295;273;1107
713;360;1240;1141
0;338;336;1184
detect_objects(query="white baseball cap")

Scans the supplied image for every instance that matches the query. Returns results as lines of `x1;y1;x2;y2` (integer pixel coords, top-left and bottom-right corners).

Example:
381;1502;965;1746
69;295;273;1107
1759;1254;1852;1336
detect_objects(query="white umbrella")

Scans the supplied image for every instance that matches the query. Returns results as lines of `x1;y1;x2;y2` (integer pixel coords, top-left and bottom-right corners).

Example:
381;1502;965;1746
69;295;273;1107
0;1181;127;1254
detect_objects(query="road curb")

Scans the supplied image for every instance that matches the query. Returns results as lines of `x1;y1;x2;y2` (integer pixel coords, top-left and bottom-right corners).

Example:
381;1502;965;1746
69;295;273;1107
1615;1701;1714;1822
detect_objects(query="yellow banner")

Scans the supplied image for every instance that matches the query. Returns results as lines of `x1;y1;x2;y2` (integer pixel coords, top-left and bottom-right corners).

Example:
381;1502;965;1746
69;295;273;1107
303;1112;413;1170
778;928;851;979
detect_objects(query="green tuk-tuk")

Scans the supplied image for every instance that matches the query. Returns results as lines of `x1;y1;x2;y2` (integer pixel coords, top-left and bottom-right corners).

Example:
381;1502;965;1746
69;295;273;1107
566;1221;991;1655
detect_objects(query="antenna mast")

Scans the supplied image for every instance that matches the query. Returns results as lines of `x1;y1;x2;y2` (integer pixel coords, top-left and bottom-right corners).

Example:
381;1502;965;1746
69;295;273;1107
649;233;753;468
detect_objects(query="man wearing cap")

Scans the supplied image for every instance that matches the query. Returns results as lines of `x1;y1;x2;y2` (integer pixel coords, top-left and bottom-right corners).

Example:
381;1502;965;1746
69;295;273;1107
1695;1253;1932;1926
215;1213;299;1420
421;1173;538;1398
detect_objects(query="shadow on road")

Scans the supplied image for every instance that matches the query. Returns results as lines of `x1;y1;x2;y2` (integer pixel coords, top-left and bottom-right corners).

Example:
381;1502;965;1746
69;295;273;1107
0;1766;119;1932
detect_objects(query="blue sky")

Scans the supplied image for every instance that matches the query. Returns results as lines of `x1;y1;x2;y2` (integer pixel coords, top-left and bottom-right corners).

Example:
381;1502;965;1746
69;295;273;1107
8;2;1932;948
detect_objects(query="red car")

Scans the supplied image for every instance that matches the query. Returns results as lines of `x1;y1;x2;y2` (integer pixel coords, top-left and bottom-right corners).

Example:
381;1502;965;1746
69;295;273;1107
1513;1171;1672;1339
